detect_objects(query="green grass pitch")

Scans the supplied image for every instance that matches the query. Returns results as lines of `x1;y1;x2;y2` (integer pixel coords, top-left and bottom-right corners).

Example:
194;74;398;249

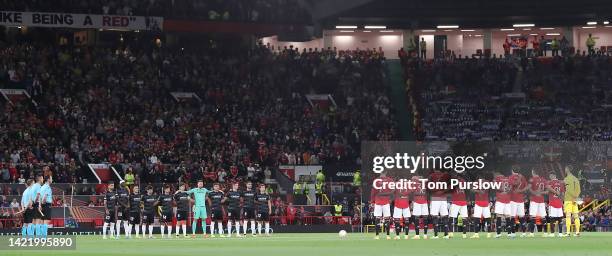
3;233;612;256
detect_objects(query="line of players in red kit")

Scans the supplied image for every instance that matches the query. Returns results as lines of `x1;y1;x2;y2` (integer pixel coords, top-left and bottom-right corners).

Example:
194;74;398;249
369;169;566;240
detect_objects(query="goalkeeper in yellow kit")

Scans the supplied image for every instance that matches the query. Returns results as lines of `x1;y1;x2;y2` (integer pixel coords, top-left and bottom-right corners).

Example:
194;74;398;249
563;166;581;237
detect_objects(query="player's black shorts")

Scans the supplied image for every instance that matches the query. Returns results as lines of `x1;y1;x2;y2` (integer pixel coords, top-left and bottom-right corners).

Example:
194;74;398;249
104;209;116;223
142;212;155;225
160;211;172;223
23;208;33;223
256;211;269;221
129;211;141;224
243;208;255;219
41;203;51;220
227;208;241;220
176;210;188;221
31;203;41;219
210;208;224;221
117;208;130;221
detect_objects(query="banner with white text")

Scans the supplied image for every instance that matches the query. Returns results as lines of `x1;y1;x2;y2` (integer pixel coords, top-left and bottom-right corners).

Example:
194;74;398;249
0;11;163;31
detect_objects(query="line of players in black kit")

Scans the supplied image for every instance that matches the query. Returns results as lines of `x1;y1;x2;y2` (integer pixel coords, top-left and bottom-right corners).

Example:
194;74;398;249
102;180;272;239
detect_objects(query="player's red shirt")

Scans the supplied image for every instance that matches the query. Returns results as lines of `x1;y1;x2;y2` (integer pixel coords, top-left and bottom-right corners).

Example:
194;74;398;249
474;190;489;207
509;173;527;202
429;171;450;199
451;189;467;206
529;176;547;203
450;178;466;206
495;175;511;203
371;176;393;205
394;188;411;209
412;178;428;204
548;179;565;208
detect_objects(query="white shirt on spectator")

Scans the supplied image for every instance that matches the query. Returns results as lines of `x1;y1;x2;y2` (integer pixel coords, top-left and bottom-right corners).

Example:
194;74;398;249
10;153;20;163
149;155;158;164
155;118;164;128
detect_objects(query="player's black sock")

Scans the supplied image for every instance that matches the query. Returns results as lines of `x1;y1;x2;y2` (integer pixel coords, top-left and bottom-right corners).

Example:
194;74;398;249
537;224;543;233
528;218;535;233
442;217;449;236
384;218;390;236
423;217;429;235
506;217;513;234
413;217;420;235
394;219;401;236
375;218;381;236
404;219;410;235
460;218;467;234
473;218;481;233
495;217;501;235
485;218;492;233
433;216;439;236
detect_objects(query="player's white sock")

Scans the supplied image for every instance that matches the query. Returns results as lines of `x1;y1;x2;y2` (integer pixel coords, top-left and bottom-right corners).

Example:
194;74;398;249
182;224;187;236
218;222;223;235
265;222;270;235
257;222;262;235
125;222;130;237
168;226;172;237
243;220;248;234
228;222;232;236
135;224;140;237
115;220;121;237
176;224;181;236
160;225;165;238
148;225;153;237
251;221;256;234
236;222;240;235
110;223;115;237
103;222;108;237
142;224;146;237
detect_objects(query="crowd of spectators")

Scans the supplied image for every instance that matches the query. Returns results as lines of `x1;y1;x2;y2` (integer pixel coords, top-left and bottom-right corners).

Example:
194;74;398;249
0;39;396;190
581;205;612;232
1;0;312;24
400;52;612;141
400;49;612;200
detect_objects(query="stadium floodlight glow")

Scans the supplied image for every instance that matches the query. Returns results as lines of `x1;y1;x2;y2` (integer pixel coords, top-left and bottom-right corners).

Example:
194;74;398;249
421;29;436;32
507;34;521;36
522;28;531;31
604;21;610;25
513;23;535;27
380;30;394;33
339;30;354;33
586;21;597;25
540;27;555;30
364;25;386;29
500;28;515;31
474;34;483;37
335;25;357;29
582;26;596;29
437;25;459;29
546;33;561;36
529;33;539;36
461;29;475;32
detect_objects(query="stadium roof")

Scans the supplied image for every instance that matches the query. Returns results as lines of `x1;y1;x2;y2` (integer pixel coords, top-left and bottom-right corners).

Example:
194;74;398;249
316;0;612;29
